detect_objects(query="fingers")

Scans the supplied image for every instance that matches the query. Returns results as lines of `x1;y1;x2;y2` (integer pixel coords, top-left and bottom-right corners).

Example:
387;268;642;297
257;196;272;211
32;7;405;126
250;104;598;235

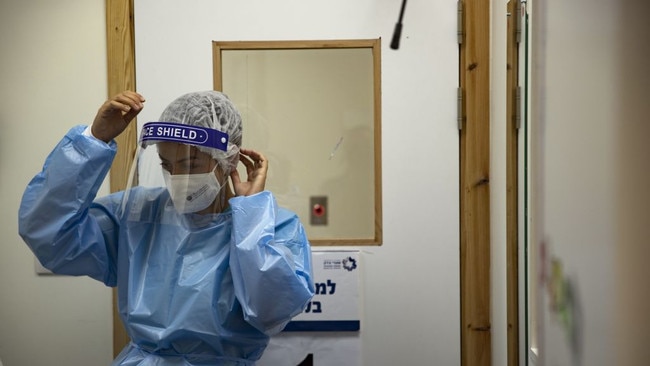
111;91;146;120
116;91;145;109
239;148;268;171
99;91;145;119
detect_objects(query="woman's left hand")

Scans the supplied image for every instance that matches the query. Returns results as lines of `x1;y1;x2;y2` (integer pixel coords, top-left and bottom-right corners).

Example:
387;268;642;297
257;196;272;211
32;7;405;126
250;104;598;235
230;148;268;196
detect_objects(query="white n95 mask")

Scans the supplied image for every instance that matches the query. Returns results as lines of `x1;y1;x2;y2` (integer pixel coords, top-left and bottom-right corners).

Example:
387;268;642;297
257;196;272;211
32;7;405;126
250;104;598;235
162;167;222;214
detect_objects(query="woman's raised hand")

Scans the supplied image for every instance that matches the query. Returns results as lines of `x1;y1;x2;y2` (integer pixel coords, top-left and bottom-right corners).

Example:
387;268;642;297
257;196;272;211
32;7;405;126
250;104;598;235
91;91;145;142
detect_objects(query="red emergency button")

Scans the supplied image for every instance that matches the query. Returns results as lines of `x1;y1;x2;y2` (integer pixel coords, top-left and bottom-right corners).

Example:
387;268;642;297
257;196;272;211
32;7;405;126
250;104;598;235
313;203;326;217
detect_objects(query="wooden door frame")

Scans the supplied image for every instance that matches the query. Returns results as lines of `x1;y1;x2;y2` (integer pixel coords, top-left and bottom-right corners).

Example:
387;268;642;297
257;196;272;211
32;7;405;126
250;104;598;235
506;1;521;365
106;0;496;362
459;0;491;365
106;0;136;356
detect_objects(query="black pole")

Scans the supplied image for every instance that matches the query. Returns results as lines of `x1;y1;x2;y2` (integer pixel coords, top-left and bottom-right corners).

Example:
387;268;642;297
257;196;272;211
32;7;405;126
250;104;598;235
390;0;408;50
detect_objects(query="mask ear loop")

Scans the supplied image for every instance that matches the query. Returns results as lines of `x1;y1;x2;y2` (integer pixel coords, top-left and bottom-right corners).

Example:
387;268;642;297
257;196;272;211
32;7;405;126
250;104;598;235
209;153;234;213
218;143;238;197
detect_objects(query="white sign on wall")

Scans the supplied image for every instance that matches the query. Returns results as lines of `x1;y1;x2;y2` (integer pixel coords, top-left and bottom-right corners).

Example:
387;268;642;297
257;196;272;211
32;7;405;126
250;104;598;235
257;250;361;366
284;250;360;332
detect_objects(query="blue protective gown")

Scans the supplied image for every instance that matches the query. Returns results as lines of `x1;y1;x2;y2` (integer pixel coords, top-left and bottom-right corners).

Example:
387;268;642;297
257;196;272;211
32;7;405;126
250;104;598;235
18;126;315;365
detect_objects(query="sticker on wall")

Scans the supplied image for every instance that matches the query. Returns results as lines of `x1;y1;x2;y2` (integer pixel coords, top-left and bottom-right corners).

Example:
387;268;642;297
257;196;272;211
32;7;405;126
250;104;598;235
539;239;584;366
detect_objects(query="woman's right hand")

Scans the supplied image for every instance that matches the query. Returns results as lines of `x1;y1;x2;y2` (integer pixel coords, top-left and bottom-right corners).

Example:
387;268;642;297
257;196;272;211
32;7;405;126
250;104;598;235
91;91;145;142
230;148;268;197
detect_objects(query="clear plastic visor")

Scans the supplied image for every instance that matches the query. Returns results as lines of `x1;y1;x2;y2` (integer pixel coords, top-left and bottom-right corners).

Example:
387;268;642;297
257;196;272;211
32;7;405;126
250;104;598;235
119;122;239;221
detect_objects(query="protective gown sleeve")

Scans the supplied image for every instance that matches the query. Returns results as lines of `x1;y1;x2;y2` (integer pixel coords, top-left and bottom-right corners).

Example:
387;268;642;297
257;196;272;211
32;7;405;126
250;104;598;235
229;191;315;335
18;125;119;286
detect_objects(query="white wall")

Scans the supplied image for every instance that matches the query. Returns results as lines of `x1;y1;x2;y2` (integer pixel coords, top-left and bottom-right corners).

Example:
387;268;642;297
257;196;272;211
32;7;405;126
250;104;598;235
133;1;459;365
531;0;650;365
0;1;113;365
0;1;461;365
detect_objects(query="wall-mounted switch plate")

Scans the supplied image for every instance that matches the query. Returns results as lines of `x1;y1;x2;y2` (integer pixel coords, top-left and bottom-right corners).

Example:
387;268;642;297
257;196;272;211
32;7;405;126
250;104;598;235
310;196;328;226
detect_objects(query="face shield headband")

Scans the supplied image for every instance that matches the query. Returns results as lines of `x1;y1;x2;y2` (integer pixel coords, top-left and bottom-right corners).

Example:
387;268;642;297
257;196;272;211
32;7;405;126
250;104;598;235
140;122;229;152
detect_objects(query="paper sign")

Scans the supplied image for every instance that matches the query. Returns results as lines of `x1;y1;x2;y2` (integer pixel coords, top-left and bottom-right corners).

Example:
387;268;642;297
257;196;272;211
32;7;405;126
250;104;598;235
284;250;360;332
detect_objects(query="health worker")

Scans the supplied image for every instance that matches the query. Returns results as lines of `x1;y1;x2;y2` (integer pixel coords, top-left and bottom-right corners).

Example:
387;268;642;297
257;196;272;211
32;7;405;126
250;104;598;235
18;90;315;365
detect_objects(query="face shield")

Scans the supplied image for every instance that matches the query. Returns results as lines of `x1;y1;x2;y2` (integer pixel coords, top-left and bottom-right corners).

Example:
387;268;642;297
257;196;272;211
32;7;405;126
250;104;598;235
119;91;242;221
